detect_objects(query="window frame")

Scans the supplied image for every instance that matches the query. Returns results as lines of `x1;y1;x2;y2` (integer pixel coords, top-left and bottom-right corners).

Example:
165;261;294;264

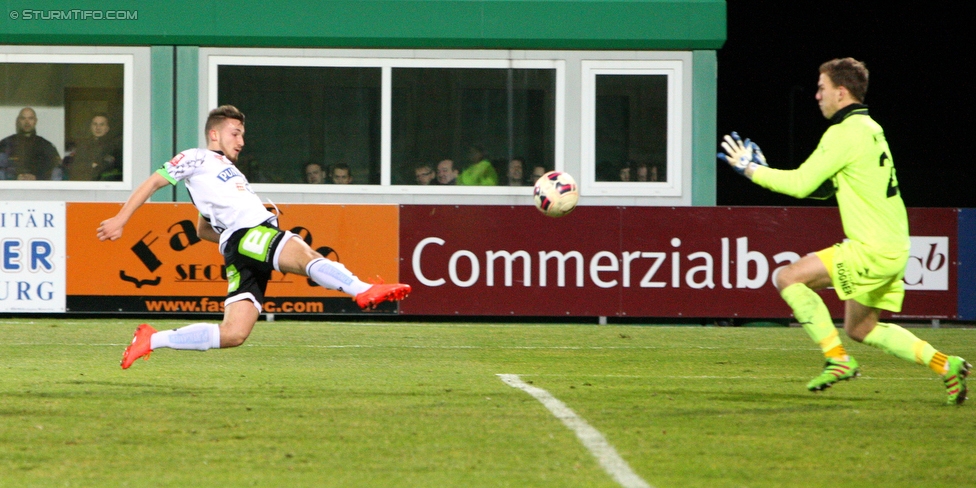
0;51;135;191
579;59;685;197
207;54;566;195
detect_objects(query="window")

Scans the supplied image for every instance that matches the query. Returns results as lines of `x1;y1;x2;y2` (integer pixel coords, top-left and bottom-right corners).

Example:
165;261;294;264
218;65;381;185
0;53;133;188
391;67;556;187
210;55;563;193
581;60;684;196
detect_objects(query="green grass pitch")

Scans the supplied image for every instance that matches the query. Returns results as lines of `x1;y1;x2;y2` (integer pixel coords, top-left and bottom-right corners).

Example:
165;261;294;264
1;318;974;487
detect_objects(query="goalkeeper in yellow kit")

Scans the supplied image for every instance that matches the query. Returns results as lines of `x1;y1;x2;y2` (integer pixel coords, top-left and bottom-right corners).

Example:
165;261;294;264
719;58;969;405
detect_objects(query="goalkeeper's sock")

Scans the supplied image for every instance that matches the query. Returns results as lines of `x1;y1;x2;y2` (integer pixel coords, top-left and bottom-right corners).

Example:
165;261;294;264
780;283;846;358
862;322;940;370
150;323;221;351
824;345;848;361
929;352;949;375
305;258;371;296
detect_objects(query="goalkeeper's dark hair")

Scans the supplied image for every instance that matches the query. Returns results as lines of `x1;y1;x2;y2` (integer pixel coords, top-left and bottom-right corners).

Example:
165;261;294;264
820;58;869;102
205;105;245;136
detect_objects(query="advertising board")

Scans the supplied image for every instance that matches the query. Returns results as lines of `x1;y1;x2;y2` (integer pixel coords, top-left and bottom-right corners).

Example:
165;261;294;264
65;203;399;314
399;206;957;319
0;201;66;313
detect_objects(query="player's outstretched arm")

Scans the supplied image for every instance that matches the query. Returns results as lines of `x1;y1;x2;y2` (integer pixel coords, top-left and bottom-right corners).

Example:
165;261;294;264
97;172;171;241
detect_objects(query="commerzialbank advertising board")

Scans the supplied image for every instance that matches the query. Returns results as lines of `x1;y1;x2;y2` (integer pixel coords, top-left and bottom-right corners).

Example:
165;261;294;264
397;206;955;319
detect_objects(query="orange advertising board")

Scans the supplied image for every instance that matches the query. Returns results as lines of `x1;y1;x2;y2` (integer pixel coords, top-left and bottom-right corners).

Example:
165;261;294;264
66;202;399;313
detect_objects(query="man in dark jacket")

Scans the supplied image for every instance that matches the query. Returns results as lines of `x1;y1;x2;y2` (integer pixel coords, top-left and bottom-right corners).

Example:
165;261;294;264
0;107;61;180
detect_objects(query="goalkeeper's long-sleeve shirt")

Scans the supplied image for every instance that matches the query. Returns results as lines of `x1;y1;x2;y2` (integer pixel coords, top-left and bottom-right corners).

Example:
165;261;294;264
751;104;910;253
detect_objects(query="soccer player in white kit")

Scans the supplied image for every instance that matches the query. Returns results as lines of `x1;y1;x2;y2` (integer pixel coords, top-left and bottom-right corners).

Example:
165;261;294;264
98;105;411;369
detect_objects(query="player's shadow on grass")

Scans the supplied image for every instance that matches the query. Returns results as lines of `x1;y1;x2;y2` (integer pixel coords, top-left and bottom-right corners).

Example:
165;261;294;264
19;379;214;397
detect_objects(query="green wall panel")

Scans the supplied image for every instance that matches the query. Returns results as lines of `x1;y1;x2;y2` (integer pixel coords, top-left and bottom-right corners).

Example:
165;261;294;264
149;46;174;202
172;46;198;203
691;49;717;206
2;1;725;49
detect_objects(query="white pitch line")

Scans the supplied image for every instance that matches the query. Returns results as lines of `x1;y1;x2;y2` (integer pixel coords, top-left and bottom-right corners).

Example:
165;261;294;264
497;374;652;488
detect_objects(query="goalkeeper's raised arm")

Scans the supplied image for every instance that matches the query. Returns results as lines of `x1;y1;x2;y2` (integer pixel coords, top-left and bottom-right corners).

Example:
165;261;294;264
718;131;838;200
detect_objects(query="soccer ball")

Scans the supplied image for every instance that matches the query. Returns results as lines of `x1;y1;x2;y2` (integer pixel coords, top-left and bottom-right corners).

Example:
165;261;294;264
533;171;579;217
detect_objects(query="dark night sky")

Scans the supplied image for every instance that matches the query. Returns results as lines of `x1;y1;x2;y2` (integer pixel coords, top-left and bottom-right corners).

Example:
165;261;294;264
716;2;974;208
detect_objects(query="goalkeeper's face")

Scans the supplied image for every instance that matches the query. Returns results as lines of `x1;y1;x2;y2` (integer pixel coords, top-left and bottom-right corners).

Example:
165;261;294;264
816;73;844;119
209;118;245;162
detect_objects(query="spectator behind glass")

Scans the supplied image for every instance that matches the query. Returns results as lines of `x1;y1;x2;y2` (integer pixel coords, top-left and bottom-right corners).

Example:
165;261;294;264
331;162;353;184
530;164;546;182
0;107;61;180
436;159;458;185
506;157;525;186
305;162;326;184
415;163;435;185
456;145;498;186
65;113;122;181
637;162;660;182
619;160;633;182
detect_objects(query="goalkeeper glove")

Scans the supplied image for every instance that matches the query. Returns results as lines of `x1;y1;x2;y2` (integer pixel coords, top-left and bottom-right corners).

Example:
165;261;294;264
718;132;765;177
748;139;767;167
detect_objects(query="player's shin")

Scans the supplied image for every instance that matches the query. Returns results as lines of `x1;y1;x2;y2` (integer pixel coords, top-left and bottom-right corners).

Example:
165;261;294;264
305;257;371;297
862;322;940;371
150;323;221;351
780;283;847;359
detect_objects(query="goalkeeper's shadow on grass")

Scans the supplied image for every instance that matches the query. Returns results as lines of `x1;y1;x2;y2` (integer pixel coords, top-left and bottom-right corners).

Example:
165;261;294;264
704;389;883;406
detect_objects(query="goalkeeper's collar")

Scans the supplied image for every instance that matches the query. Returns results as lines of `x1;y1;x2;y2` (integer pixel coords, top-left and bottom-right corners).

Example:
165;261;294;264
829;103;869;125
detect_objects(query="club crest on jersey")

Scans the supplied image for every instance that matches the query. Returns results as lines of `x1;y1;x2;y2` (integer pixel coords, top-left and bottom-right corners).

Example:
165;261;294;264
217;166;241;182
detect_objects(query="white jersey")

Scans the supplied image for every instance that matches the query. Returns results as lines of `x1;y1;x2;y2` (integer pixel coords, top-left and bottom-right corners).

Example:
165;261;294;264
157;148;275;251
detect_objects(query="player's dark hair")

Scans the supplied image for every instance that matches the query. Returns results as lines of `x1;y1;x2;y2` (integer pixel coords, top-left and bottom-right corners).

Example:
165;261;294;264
820;58;869;102
205;105;245;135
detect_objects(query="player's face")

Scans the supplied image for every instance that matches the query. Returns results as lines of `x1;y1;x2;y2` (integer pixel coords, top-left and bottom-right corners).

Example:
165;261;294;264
212;119;245;162
16;109;37;133
90;116;110;138
816;73;843;119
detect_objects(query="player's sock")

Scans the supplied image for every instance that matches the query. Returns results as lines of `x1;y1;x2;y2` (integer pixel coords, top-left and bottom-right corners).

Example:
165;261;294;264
150;323;221;351
862;322;938;368
824;344;848;361
929;352;949;375
781;283;846;359
305;257;371;296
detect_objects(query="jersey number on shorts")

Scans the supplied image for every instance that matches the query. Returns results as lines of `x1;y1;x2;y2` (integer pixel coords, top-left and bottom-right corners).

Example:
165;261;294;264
239;227;276;261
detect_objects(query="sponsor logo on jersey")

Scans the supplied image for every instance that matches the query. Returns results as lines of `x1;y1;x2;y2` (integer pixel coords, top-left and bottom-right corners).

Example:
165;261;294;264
217;166;240;182
168;153;185;166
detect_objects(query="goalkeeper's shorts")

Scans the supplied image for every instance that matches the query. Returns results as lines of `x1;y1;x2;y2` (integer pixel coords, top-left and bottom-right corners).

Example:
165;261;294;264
815;240;909;313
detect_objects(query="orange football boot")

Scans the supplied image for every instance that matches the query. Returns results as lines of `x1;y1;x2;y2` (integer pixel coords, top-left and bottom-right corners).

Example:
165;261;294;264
121;324;156;369
354;282;411;310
